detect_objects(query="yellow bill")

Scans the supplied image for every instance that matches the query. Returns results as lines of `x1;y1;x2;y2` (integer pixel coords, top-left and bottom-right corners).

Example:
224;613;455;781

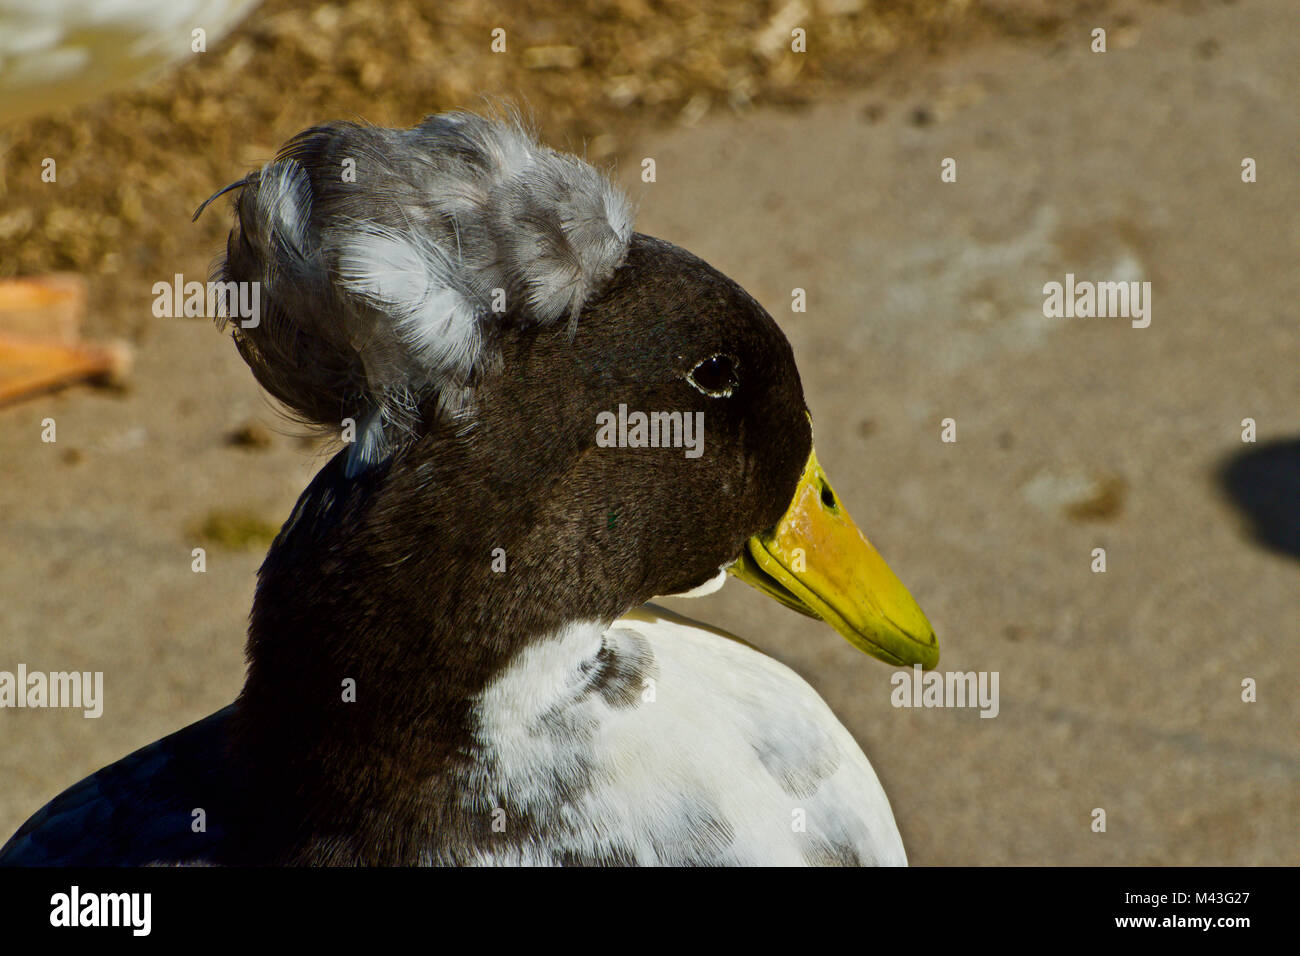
729;448;939;668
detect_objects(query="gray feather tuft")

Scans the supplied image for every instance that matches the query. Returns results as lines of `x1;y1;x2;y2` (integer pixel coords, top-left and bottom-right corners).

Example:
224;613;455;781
212;111;634;471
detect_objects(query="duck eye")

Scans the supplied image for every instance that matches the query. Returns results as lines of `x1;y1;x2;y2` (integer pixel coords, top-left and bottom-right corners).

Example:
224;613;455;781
687;354;738;397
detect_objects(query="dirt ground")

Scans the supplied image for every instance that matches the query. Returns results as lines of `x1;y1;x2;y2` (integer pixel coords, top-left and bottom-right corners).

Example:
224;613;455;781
1;0;1297;864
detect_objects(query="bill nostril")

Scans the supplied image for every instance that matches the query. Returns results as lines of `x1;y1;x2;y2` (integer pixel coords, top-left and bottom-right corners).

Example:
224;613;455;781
820;482;836;510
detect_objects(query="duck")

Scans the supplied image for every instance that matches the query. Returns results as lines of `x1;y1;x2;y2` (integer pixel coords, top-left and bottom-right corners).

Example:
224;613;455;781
0;110;939;866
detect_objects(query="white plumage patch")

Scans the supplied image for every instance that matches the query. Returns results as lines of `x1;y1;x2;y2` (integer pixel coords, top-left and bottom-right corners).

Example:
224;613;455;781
337;225;483;379
459;605;908;866
666;566;729;598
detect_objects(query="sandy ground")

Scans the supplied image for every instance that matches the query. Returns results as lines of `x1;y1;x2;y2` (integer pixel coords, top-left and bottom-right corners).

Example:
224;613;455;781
2;0;1297;864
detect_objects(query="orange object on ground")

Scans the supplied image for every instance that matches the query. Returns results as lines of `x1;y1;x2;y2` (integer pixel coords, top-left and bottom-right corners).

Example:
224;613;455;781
0;275;131;406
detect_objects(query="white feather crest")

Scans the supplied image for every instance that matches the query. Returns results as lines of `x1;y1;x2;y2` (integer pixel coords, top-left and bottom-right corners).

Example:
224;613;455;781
217;111;635;474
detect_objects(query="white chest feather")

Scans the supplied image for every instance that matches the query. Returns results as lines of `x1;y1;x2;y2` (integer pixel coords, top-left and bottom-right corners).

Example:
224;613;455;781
458;604;907;866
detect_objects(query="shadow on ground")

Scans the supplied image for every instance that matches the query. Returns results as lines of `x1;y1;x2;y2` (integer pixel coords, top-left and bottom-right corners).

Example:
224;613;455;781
1219;438;1300;562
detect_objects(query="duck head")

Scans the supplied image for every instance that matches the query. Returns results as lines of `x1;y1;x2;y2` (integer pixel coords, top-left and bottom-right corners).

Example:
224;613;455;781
212;111;936;723
480;231;939;668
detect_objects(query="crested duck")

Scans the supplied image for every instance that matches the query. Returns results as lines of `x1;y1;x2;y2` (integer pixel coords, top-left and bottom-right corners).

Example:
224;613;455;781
1;111;939;866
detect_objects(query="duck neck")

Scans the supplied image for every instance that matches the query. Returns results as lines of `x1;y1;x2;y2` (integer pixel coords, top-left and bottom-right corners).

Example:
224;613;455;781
229;437;624;863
